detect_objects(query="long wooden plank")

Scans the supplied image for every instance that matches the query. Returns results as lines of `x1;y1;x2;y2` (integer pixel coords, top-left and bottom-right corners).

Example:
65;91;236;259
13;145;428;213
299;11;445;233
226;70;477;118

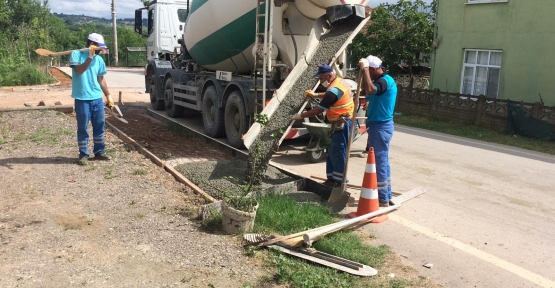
0;105;73;113
105;121;217;204
391;187;426;204
311;175;362;189
269;245;377;277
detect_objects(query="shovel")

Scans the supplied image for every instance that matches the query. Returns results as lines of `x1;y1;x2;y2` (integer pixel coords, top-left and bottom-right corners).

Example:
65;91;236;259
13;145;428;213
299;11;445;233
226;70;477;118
104;104;128;124
327;64;364;213
35;47;105;57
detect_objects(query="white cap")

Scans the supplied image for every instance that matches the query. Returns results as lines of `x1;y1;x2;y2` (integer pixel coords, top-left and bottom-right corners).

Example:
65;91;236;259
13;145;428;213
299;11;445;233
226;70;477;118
366;55;382;68
88;33;107;48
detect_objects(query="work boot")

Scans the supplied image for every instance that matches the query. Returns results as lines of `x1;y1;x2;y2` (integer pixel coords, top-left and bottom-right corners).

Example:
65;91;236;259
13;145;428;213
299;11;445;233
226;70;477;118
321;179;336;187
379;201;389;208
95;151;112;161
78;155;89;166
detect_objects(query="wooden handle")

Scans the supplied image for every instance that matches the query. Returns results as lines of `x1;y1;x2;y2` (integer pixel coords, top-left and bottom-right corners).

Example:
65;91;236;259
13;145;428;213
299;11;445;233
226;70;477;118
36;47;105;57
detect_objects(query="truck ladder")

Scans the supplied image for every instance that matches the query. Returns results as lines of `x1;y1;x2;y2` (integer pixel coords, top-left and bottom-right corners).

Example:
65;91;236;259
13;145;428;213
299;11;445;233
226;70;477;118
253;0;274;116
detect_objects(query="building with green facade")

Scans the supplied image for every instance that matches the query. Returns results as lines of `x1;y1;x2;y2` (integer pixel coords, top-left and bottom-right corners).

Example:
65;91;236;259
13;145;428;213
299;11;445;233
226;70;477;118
431;0;555;106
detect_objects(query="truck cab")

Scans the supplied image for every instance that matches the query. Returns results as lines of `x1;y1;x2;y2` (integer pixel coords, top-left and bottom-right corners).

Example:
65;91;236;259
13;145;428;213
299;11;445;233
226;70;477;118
134;0;188;61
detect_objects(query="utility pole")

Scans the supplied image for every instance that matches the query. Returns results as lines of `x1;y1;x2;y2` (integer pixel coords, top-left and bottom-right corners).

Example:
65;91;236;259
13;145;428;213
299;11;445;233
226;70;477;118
111;0;119;66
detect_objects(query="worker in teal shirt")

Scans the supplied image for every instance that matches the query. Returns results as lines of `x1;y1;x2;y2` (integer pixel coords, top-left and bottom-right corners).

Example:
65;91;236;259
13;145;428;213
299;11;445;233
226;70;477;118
70;33;115;165
360;55;397;207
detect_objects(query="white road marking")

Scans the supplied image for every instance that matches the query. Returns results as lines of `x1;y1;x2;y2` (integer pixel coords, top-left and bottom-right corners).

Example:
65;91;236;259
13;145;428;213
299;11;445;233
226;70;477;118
389;214;555;288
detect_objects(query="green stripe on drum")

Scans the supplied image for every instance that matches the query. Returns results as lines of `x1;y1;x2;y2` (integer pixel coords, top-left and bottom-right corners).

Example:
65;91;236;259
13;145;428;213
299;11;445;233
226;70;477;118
188;7;259;66
189;0;209;15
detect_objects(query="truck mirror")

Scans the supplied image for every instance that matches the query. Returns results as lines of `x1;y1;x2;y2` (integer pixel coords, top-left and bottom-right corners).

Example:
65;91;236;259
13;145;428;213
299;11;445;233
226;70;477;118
135;9;143;35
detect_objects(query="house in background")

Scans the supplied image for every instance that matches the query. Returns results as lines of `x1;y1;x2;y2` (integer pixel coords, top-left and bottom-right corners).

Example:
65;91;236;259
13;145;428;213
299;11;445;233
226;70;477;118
430;0;555;106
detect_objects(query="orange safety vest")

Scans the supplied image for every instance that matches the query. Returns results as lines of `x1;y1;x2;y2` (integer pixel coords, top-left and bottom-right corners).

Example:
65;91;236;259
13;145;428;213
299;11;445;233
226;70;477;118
326;77;354;122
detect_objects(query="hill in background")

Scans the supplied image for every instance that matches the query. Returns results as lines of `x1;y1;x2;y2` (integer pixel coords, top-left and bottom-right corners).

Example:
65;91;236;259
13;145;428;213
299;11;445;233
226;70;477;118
52;13;146;28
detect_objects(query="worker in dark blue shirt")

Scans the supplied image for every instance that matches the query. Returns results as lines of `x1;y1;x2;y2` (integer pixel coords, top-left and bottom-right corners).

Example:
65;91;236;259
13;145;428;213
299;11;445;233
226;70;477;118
360;56;397;207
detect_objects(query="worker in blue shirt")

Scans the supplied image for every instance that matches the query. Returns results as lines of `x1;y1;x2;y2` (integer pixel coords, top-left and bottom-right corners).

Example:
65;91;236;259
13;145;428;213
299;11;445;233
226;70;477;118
359;56;397;207
70;33;115;165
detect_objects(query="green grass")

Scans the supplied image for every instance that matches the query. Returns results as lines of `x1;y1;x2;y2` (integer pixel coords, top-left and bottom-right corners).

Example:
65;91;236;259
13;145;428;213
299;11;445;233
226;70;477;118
395;114;555;155
0;63;56;86
133;169;148;176
23;127;74;145
253;194;395;288
103;166;117;179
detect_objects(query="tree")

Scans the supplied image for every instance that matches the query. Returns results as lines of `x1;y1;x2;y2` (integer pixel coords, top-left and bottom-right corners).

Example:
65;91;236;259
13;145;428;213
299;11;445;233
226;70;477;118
350;0;437;77
139;0;149;7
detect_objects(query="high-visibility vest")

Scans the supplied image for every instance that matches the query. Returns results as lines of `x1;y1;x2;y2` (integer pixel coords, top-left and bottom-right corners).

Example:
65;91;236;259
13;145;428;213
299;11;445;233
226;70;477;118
326;77;354;122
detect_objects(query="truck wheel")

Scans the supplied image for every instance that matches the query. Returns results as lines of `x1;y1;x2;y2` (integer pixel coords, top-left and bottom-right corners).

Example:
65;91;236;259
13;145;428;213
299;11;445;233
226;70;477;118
164;78;184;117
202;86;225;137
225;91;248;148
150;77;165;110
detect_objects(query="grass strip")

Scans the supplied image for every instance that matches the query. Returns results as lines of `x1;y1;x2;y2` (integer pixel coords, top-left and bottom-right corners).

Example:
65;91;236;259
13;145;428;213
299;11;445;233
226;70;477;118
254;194;395;288
394;114;555;156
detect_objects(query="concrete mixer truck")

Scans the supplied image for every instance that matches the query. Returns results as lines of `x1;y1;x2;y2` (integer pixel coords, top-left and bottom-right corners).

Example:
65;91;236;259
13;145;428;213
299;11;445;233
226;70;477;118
134;0;370;148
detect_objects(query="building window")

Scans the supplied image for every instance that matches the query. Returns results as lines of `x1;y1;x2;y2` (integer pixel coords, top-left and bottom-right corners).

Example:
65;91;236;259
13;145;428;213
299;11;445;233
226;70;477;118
461;49;502;98
467;0;509;4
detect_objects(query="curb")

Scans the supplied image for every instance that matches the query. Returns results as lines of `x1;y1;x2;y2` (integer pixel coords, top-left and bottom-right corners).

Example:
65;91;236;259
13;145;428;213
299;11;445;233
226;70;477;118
0;105;74;113
55;66;73;79
0;66;68;92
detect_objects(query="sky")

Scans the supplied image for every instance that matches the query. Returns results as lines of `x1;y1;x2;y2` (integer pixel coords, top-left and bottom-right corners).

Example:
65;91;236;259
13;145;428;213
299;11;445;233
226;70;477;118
44;0;433;19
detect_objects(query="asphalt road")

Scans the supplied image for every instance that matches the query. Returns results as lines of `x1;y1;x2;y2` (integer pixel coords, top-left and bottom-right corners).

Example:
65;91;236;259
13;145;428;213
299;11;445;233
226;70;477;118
93;67;555;288
58;67;145;90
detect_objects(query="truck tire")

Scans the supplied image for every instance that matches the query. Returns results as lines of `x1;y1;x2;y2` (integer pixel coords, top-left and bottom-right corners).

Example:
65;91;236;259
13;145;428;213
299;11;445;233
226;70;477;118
202;86;225;137
150;77;165;110
225;91;248;148
164;78;184;118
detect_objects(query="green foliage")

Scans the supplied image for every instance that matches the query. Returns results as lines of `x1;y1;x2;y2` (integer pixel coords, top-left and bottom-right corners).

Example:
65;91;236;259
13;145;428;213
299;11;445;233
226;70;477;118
350;0;437;74
0;63;55;86
0;0;147;86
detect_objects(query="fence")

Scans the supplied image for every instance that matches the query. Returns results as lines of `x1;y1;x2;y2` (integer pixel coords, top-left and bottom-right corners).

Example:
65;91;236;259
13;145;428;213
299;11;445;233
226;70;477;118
397;86;555;131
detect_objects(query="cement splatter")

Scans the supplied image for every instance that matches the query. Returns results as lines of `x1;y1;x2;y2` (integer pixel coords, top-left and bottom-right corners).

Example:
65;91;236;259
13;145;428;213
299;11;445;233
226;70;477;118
246;16;364;184
175;160;294;199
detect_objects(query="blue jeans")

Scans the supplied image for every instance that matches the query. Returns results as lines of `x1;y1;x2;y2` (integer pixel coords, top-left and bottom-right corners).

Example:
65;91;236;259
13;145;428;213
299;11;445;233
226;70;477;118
327;120;351;184
75;98;106;157
367;120;394;203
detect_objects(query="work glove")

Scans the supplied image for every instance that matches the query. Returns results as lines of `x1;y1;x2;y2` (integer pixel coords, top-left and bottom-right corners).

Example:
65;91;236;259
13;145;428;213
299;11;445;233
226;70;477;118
292;113;303;121
89;45;97;59
305;90;317;98
106;95;115;111
359;58;369;68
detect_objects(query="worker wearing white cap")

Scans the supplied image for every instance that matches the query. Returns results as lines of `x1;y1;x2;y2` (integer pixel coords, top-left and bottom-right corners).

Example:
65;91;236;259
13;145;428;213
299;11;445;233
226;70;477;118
359;55;397;207
70;33;114;166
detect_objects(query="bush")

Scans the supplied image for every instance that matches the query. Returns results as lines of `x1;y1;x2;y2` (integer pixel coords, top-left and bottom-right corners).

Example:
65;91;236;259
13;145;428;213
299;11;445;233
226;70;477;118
0;63;55;86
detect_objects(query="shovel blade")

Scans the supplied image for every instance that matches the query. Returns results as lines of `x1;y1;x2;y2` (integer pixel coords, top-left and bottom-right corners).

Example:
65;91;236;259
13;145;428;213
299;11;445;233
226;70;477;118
328;185;350;213
114;105;124;117
328;192;350;213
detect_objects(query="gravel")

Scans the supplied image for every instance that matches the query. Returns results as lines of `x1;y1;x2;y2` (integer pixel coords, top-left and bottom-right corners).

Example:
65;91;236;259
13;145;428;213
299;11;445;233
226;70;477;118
247;16;364;184
175;159;294;199
0;110;267;287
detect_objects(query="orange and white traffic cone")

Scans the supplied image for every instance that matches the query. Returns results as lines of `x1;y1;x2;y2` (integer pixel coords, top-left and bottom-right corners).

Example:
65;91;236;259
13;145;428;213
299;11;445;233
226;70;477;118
348;147;388;223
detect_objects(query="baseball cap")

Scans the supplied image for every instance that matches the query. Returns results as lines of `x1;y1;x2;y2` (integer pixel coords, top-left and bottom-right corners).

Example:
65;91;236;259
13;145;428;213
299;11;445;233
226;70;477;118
313;64;334;77
88;33;107;48
366;56;382;68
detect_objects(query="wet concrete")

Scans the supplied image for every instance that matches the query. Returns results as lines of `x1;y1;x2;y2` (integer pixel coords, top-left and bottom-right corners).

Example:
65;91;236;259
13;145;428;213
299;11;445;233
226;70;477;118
175;159;294;199
246;16;363;184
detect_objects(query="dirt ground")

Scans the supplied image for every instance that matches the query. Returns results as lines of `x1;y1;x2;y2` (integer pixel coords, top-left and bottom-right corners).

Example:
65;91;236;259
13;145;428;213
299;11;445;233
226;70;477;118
0;110;269;287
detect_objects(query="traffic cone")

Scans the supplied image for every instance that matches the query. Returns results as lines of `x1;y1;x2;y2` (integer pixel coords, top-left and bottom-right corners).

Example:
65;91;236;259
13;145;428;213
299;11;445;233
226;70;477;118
348;147;388;223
